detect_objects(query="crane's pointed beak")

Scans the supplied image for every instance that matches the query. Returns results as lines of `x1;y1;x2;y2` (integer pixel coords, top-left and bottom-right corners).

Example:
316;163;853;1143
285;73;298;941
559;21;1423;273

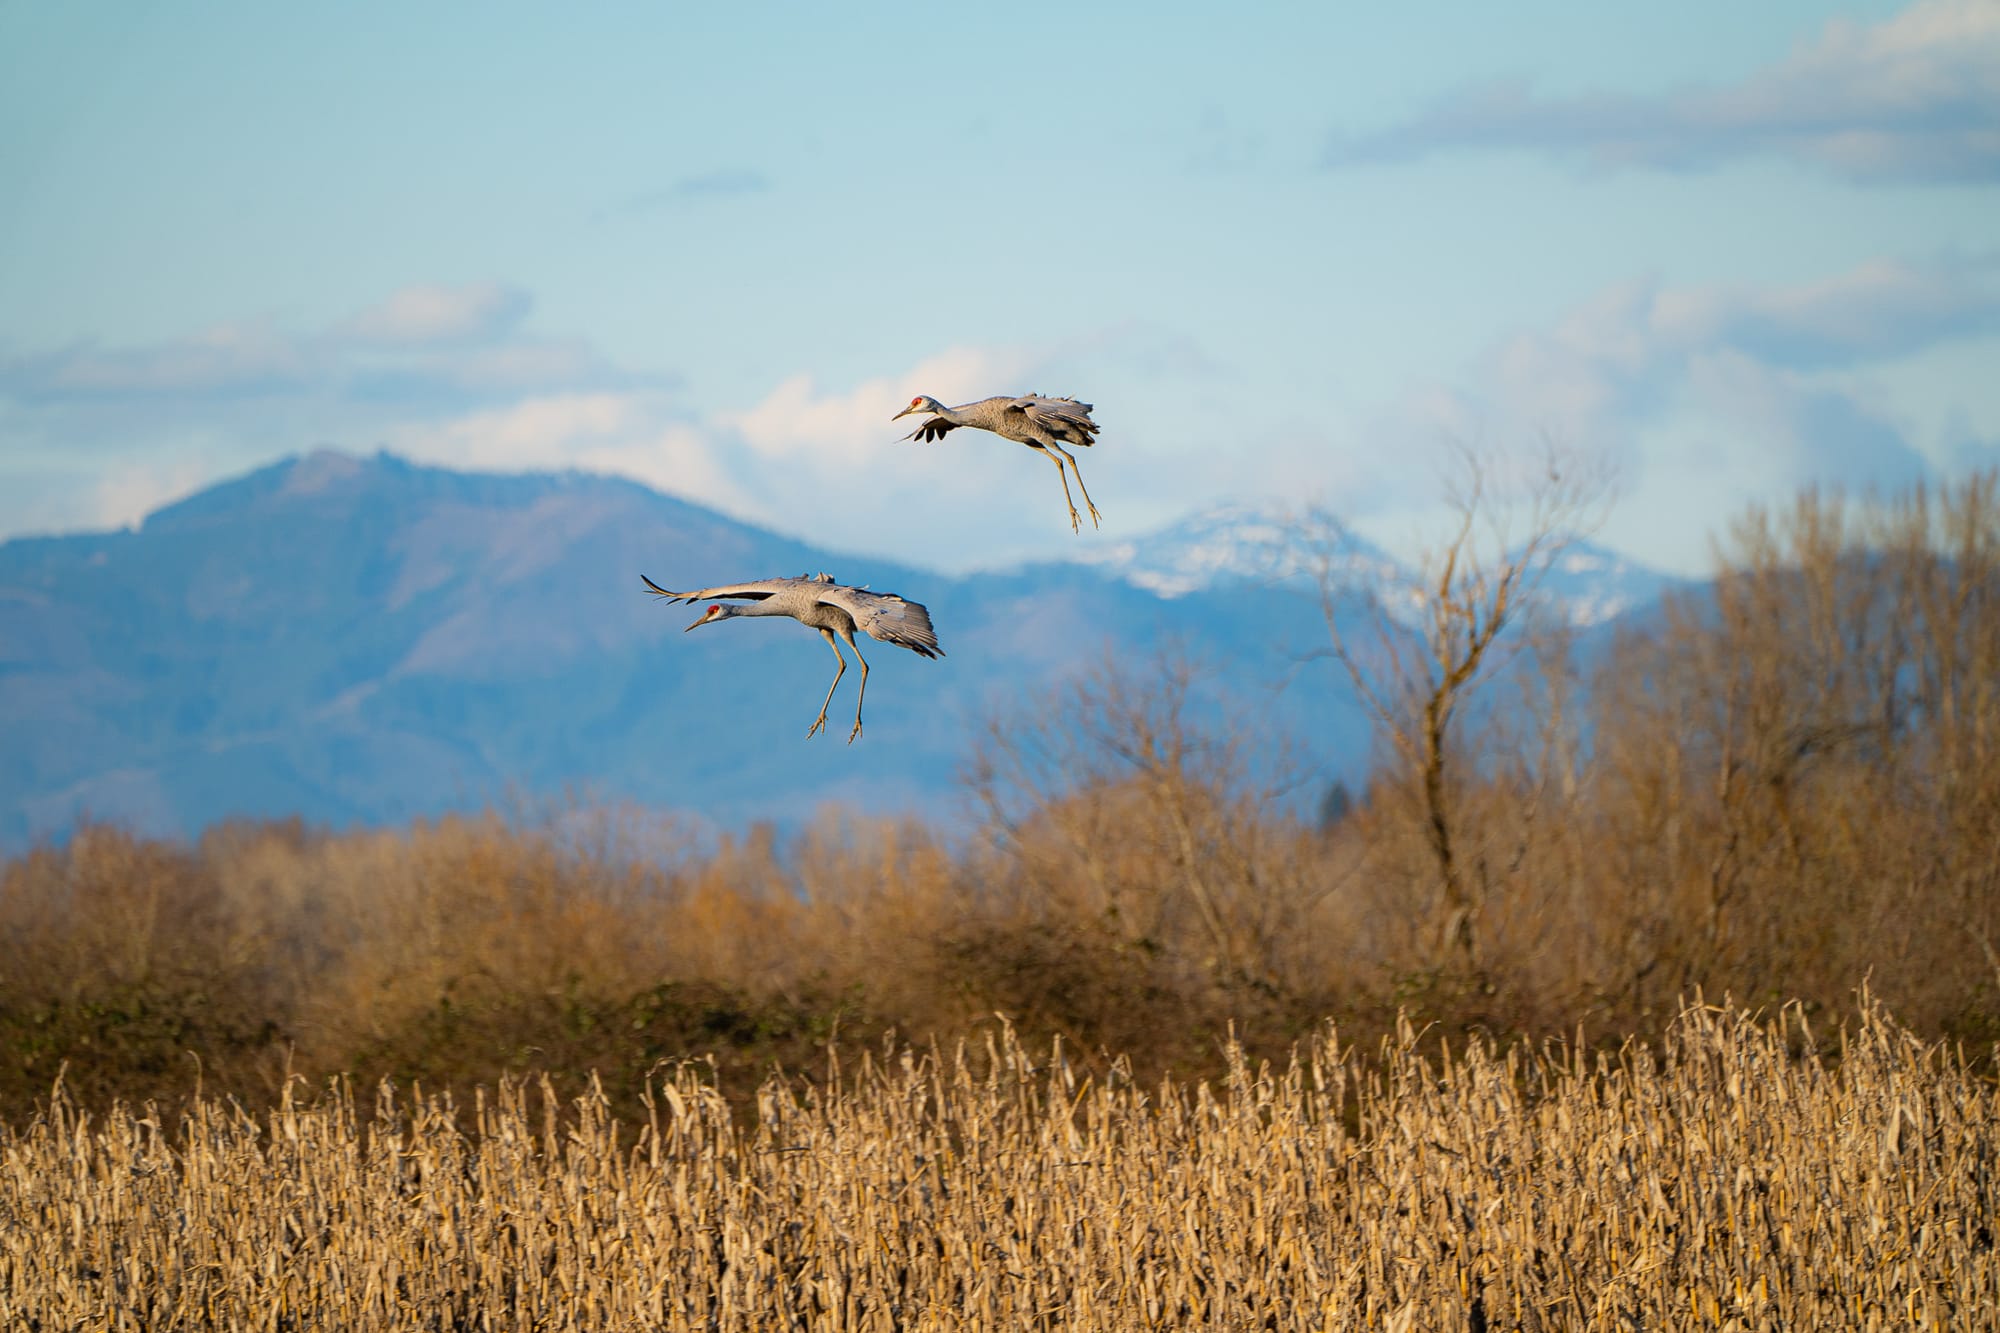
891;405;915;421
684;612;710;632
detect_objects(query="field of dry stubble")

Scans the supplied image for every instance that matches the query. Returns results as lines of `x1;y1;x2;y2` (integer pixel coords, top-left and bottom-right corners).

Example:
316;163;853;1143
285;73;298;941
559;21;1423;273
3;998;1995;1331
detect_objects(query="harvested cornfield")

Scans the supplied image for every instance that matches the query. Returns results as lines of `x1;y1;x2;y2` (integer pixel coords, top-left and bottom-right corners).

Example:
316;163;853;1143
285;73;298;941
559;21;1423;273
2;1001;1994;1330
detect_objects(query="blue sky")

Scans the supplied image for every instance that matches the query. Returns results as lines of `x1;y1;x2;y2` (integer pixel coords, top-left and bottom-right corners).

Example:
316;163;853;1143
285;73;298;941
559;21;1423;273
3;0;1997;574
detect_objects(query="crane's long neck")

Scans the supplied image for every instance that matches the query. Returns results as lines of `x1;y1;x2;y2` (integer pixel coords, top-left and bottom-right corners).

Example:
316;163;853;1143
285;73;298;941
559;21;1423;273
933;401;972;425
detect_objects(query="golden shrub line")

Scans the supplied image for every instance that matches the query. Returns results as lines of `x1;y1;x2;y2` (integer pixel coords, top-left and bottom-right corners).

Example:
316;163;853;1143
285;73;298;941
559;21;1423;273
3;473;1996;1126
3;1000;1993;1330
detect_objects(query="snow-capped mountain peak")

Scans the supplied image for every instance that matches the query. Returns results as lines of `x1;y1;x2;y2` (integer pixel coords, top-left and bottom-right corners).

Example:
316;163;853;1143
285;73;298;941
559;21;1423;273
1066;501;1402;599
1068;502;1685;627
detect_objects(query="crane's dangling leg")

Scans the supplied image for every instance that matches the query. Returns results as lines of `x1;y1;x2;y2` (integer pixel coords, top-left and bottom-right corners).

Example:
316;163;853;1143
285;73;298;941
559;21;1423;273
1039;446;1084;533
808;628;846;739
1046;442;1102;529
842;629;871;744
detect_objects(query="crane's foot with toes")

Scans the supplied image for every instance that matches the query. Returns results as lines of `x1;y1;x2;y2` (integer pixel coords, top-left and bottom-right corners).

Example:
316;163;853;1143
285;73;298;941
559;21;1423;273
807;714;829;739
1062;499;1103;532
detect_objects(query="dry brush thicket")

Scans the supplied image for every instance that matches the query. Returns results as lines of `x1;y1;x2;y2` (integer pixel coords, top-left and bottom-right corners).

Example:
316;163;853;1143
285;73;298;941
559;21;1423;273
1326;473;2000;1043
4;1002;1994;1329
3;475;2000;1121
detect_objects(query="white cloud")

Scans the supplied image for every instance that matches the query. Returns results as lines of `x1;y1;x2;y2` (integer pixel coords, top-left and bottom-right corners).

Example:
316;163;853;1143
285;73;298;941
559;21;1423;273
1653;259;2000;367
1327;0;2000;183
1361;256;2000;572
0;281;1082;563
94;456;216;531
332;277;2000;575
681;346;1125;566
5;265;1993;579
368;344;1083;567
1420;257;2000;454
391;392;645;468
381;390;753;516
337;282;531;345
721;346;1032;466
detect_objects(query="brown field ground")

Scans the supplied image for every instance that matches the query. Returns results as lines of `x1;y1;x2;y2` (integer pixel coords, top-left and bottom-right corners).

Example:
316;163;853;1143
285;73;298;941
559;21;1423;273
2;479;1996;1326
5;1002;1995;1329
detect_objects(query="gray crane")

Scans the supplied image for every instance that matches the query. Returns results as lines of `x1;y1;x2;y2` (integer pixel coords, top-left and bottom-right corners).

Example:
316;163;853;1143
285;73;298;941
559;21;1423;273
642;571;944;743
892;394;1104;532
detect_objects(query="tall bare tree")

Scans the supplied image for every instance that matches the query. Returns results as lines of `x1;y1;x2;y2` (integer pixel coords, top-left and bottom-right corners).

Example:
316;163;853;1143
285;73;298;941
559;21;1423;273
1317;446;1610;965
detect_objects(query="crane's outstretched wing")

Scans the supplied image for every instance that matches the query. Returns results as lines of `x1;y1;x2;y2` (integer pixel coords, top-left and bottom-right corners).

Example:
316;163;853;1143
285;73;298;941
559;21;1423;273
902;416;958;444
1008;395;1099;446
641;575;805;603
814;585;945;659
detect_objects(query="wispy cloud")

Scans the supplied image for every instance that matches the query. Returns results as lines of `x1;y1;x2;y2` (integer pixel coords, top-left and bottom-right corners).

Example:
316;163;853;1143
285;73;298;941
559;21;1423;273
381;389;748;506
722;347;1037;468
92;456;218;532
337;281;531;345
1;322;318;403
0;282;644;414
5;263;1993;574
1395;255;2000;528
1647;258;2000;368
0;282;1077;561
376;344;1077;568
1326;0;2000;184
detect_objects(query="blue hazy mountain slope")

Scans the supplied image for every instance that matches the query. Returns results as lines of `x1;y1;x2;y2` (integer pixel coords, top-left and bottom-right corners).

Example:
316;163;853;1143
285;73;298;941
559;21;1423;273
2;451;1390;846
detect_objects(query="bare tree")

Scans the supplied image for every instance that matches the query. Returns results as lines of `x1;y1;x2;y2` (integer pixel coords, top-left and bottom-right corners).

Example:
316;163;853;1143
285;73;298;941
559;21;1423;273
1317;445;1611;966
963;647;1346;1000
1591;472;2000;1012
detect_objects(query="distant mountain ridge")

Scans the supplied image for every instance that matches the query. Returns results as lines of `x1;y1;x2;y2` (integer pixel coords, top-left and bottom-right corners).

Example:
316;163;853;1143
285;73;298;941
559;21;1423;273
0;451;1683;847
1066;499;1688;627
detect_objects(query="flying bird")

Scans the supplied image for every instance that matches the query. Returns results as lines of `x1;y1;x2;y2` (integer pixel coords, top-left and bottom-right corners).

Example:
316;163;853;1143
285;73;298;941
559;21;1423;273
642;572;944;743
893;394;1103;533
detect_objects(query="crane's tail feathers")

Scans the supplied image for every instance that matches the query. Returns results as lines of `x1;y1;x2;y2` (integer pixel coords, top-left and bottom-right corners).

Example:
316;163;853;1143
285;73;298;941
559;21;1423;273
870;620;944;659
1020;396;1099;446
840;593;946;659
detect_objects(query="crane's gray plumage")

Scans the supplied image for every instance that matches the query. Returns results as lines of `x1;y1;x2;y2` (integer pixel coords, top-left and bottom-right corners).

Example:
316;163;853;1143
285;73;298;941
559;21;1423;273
892;393;1104;532
642;572;942;742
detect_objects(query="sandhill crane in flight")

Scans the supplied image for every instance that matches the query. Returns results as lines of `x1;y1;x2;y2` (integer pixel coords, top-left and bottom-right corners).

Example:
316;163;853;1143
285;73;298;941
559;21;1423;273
893;394;1104;533
642;572;943;743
